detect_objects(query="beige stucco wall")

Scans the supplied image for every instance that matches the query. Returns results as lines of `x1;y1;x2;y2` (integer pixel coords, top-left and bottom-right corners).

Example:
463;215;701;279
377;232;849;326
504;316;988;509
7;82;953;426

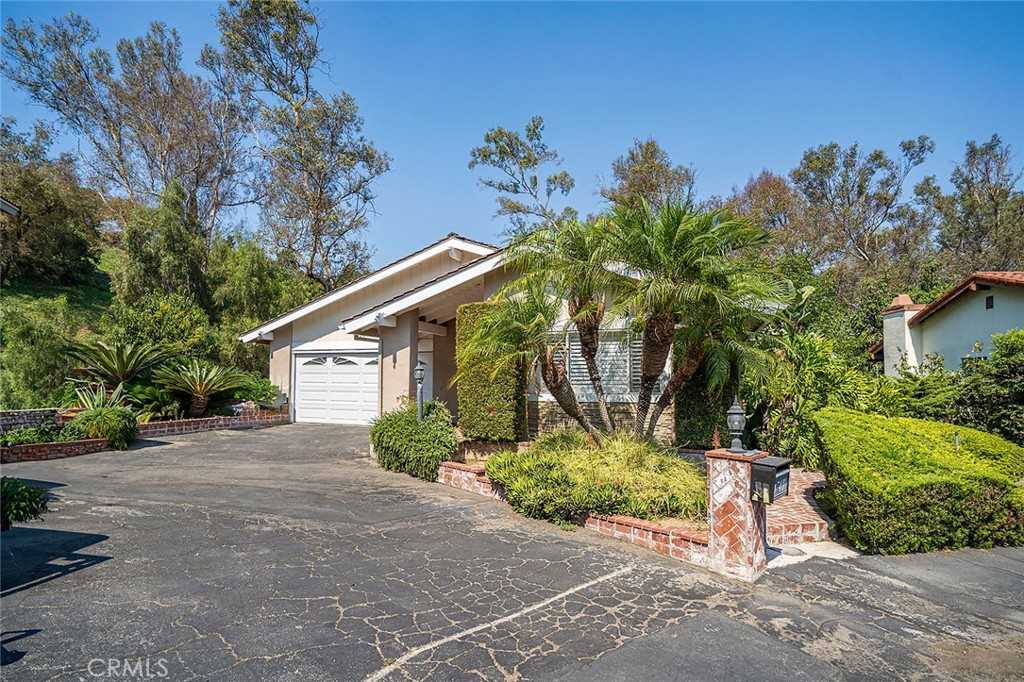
919;287;1024;369
379;310;420;413
431;319;458;417
268;326;293;403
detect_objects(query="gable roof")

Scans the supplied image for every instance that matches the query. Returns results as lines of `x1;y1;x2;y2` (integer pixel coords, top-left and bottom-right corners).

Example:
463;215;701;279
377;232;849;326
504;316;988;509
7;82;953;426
239;233;497;343
342;249;506;333
908;271;1024;327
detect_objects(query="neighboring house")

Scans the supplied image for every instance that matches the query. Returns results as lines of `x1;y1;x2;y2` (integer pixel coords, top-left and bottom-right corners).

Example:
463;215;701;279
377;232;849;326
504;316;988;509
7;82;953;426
869;271;1024;376
240;232;673;442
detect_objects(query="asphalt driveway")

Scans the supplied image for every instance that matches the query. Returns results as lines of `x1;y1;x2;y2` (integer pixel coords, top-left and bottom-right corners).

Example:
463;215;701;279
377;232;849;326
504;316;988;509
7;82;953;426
1;424;1022;681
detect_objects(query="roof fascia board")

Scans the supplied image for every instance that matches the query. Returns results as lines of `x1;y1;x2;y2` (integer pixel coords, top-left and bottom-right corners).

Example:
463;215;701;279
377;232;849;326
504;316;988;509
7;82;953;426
343;254;503;333
239;237;494;342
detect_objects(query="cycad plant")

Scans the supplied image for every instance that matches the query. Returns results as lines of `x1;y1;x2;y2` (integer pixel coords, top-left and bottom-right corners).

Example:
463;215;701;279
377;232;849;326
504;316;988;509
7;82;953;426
601;199;790;438
68;340;176;387
153;360;251;418
503;220;618;433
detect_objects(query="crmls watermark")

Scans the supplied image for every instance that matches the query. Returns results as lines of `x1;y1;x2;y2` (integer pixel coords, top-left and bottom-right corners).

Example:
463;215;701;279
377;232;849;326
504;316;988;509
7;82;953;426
85;658;170;678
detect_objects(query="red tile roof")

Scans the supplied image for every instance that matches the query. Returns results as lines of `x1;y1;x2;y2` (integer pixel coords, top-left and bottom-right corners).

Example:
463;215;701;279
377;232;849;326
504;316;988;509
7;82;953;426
908;271;1024;327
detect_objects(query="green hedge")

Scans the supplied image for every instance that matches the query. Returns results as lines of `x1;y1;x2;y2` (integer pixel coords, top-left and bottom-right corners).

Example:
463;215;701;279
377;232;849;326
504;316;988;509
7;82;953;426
485;431;707;528
369;400;458;481
455;303;526;442
813;408;1024;554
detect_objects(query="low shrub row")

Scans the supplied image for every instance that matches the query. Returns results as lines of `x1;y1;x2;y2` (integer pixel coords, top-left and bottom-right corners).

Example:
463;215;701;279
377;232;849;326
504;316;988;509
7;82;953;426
813;408;1024;554
485;431;707;528
1;407;138;450
369;400;459;481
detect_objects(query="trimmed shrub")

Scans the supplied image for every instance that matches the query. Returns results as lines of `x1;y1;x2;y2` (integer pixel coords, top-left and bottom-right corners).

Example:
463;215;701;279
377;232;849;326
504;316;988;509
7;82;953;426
1;476;48;529
455;303;526;442
64;406;138;450
1;423;61;447
370;400;458;481
486;431;707;529
813;408;1024;554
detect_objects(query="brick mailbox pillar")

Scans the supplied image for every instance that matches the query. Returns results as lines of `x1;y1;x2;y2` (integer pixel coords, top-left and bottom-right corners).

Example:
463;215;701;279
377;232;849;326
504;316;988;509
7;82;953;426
705;448;768;582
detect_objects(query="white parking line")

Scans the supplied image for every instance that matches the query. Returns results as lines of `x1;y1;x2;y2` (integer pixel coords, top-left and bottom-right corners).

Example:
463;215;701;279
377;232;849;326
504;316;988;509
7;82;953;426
362;565;634;682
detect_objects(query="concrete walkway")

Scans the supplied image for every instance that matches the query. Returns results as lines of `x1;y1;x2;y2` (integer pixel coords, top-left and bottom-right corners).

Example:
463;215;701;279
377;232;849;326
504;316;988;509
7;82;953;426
1;424;1021;681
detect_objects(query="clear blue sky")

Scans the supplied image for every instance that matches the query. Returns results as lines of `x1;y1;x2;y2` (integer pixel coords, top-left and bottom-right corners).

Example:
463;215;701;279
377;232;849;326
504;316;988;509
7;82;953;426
3;1;1023;266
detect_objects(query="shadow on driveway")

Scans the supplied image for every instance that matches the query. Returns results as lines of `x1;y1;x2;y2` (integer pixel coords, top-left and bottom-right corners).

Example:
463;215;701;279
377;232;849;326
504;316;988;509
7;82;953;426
1;527;110;598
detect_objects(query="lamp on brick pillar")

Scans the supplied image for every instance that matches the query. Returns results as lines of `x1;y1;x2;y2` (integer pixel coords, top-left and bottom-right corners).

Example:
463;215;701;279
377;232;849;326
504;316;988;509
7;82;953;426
705;404;768;582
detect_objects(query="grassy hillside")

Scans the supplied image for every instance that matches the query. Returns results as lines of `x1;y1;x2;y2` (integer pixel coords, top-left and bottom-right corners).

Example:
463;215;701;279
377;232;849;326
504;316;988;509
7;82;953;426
0;248;122;408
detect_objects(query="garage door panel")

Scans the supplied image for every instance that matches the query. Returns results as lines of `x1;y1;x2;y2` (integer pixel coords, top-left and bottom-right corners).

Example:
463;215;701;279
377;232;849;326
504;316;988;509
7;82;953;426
295;353;379;425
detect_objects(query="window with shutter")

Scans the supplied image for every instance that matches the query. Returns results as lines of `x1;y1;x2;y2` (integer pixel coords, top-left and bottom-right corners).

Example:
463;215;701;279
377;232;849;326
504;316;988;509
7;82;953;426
629;335;644;392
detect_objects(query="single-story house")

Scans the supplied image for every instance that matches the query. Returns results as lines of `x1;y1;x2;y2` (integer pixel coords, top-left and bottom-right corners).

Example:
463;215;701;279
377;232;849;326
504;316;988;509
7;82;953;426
240;233;673;442
869;271;1024;376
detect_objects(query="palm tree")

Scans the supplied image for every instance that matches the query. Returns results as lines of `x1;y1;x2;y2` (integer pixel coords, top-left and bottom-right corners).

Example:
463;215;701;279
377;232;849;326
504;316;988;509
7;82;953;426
153;359;251;418
456;276;606;446
601;199;789;439
68;340;176;387
503;220;618;433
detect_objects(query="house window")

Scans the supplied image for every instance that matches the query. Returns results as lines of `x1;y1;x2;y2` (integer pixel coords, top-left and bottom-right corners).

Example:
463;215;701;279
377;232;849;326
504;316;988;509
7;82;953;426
985;295;994;309
564;331;655;397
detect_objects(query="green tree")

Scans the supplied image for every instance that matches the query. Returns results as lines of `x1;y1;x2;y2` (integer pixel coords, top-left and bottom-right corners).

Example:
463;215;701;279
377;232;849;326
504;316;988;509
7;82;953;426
919;134;1024;276
213;0;388;291
153;359;251;418
113;182;210;311
957;330;1024;445
503;220;617;433
601;138;696;211
106;293;215;360
790;137;934;271
0;296;78;408
602;200;789;439
469;116;576;238
2;14;252;236
0;117;101;286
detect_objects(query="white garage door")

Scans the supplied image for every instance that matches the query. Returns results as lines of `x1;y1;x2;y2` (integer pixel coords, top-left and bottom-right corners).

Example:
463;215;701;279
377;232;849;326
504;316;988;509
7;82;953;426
294;353;379;425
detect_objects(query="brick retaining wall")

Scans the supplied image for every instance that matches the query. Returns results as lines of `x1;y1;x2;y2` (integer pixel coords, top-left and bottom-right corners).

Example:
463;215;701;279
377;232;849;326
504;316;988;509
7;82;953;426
528;400;675;447
0;408;61;432
1;438;109;463
1;407;290;464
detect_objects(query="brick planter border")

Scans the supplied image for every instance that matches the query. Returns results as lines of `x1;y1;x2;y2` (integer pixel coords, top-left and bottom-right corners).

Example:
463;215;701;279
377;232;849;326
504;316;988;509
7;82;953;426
1;407;290;464
436;460;713;569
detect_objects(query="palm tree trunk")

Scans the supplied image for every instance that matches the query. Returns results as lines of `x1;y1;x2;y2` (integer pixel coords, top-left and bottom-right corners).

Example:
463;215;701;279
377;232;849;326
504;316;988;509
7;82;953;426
541;355;604;448
645;343;705;440
570;300;614;434
189;395;209;418
632;314;676;439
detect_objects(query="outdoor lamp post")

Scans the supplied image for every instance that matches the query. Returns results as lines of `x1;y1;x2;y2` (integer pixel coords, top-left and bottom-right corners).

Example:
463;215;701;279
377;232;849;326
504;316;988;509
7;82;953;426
414;361;426;421
726;396;746;453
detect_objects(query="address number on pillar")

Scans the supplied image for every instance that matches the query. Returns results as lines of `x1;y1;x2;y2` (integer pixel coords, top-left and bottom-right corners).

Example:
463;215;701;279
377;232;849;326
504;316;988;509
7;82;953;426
751;456;791;504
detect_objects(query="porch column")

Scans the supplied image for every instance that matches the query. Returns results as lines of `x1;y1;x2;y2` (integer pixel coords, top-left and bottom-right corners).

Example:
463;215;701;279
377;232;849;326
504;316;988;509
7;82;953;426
705;448;768;582
431;319;458;418
379;310;419;413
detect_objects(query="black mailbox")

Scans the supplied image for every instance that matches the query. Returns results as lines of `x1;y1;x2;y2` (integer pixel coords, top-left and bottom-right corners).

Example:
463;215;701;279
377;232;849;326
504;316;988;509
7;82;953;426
751;456;791;504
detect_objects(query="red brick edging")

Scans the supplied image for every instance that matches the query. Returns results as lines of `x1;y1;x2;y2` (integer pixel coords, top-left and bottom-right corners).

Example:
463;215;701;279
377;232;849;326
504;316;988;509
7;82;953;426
1;408;290;464
436;461;712;568
435;459;833;574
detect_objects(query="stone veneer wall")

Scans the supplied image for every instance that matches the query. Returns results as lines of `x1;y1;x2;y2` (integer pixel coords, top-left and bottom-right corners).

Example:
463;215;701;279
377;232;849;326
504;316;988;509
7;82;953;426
0;409;61;432
527;400;675;446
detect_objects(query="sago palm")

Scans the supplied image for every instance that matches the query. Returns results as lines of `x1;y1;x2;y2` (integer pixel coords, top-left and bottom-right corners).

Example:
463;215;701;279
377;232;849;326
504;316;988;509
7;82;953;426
68;340;176;387
502;219;619;433
601;199;789;439
455;275;606;446
153;359;251;418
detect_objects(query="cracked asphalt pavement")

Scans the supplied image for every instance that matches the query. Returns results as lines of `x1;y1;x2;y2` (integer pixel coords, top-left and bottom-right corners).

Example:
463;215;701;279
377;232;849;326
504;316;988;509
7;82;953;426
1;424;1022;681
